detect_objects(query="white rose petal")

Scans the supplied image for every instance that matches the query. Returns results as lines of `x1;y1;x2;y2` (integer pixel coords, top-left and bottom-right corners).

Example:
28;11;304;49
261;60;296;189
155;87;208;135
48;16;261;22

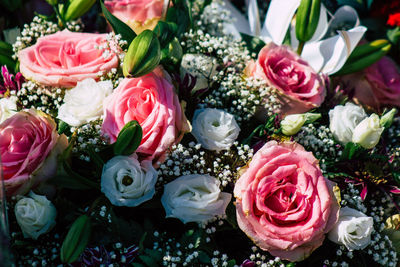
192;108;240;151
328;206;373;251
352;114;384;149
329;102;367;145
14;191;57;240
57;78;113;127
161;174;232;224
180;54;218;91
0;96;18;123
101;156;157;207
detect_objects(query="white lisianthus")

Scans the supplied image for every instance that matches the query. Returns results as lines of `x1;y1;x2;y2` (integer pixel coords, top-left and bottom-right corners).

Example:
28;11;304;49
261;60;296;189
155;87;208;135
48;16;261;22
14;191;57;240
101;156;157;207
191;108;240;151
161;174;232;224
0;96;18;123
180;54;218;91
329;102;367;144
352;114;384;149
328;207;373;251
281;114;306;136
57;78;113;126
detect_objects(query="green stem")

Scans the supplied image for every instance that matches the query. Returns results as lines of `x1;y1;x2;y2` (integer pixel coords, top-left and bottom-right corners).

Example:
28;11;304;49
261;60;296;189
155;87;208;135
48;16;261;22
297;41;305;55
53;5;65;28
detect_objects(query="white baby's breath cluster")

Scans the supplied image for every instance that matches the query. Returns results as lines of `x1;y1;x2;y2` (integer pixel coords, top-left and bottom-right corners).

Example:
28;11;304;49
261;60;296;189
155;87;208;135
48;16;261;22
157;142;252;189
99;67;124;88
294;124;342;171
17;81;64;116
192;0;231;36
246;246;286;267
101;32;127;65
12;16;83;58
71;119;109;162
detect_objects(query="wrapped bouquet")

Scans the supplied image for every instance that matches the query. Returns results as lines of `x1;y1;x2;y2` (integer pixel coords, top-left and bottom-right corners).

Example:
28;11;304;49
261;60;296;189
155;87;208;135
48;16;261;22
1;0;400;266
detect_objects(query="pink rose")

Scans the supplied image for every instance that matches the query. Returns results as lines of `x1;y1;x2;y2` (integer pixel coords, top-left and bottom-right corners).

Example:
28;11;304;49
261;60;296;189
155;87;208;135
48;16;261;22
340;56;400;111
234;141;339;262
247;43;326;114
105;0;165;34
102;71;188;163
18;30;119;88
0;109;68;196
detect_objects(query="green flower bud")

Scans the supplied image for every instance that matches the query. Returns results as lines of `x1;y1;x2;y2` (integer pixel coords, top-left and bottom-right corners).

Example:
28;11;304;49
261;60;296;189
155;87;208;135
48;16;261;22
113;120;143;156
64;0;96;21
123;30;161;78
295;0;321;43
380;108;397;129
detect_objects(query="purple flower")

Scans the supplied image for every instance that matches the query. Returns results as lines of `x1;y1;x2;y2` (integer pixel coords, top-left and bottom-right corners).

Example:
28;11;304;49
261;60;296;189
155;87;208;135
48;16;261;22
0;66;24;96
77;244;139;266
241;259;256;267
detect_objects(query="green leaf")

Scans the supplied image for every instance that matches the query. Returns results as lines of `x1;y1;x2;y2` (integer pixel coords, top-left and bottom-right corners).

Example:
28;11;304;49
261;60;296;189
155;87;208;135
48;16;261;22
240;33;266;55
113;120;143;155
123;30;161;78
335;39;391;76
58;121;70;135
198;251;211;264
60;215;92;263
100;0;136;44
341;142;364;160
0;54;16;73
139;255;158;267
64;0;96;21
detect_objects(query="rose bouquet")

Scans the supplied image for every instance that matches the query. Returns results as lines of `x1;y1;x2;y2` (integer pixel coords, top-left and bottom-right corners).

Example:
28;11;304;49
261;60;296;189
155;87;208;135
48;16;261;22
1;0;400;266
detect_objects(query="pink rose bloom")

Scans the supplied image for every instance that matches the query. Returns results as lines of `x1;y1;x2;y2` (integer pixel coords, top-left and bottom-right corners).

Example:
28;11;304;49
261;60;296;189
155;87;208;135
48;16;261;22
247;43;326;114
105;0;165;34
102;71;188;163
0;109;68;196
234;141;339;262
18;30;119;88
341;56;400;110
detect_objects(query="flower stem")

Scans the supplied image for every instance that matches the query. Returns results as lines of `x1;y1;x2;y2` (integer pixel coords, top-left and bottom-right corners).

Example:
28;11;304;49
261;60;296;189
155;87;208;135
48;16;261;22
297;41;305;55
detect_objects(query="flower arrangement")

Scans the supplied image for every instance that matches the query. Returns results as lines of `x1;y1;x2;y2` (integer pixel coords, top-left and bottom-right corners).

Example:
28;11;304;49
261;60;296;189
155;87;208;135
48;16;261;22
1;0;400;266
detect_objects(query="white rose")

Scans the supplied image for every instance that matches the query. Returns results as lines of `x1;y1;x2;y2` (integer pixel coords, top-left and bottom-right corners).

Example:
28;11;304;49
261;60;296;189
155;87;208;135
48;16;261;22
57;78;113;126
14;191;57;240
161;174;231;224
329;102;367;144
328;207;373;251
180;54;218;91
101;156;157;207
352;114;384;149
192;108;240;151
0;96;18;123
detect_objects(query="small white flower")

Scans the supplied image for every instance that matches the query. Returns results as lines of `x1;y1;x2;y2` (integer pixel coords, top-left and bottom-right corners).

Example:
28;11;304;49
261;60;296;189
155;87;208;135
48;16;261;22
281;114;306;136
14;191;57;240
328;206;373;251
192;108;240;151
352;114;384;149
0;96;18;123
180;54;218;91
57;78;113;126
101;156;157;207
329;102;367;144
161;174;232;224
